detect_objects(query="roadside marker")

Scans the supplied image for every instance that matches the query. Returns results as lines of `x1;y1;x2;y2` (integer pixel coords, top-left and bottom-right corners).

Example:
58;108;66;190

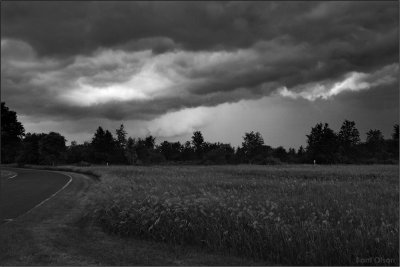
7;174;17;179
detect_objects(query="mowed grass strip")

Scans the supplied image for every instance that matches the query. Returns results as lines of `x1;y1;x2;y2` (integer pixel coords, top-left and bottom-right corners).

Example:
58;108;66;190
58;165;400;265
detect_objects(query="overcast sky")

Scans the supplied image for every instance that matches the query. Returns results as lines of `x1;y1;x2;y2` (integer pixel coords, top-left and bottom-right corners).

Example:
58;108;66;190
1;1;398;148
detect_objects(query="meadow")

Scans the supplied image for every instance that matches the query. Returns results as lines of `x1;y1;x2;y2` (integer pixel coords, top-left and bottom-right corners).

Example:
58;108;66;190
46;165;400;265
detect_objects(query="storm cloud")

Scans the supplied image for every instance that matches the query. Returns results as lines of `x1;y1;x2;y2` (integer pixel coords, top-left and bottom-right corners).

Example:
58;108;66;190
1;1;398;146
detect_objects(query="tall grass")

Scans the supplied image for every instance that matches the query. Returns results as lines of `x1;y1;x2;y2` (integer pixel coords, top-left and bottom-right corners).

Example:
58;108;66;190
80;165;398;265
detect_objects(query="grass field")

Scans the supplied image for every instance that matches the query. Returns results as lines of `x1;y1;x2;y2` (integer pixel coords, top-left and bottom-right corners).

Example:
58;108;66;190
60;164;398;266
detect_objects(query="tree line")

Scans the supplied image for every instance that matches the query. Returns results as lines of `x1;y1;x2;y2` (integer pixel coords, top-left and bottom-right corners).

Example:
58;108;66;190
1;102;398;166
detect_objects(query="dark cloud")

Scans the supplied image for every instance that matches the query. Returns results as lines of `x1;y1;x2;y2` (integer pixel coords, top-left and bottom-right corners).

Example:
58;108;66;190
2;2;397;59
1;1;398;143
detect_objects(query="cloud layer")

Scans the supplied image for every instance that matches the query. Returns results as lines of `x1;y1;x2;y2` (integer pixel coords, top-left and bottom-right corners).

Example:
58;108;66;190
1;1;398;145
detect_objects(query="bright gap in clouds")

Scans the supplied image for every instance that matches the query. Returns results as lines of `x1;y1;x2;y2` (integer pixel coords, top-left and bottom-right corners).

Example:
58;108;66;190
55;47;255;107
62;58;177;106
65;75;152;106
278;64;398;101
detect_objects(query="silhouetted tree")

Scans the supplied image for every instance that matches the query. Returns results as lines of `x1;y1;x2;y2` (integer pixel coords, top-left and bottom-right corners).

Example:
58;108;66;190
134;136;163;164
133;138;147;164
235;146;246;163
338;120;360;147
11;115;399;166
116;124;127;149
158;141;182;161
192;131;204;159
39;132;66;165
1;102;25;163
287;148;297;163
91;127;117;163
337;120;360;163
144;135;156;150
389;124;399;159
92;127;105;147
365;129;385;158
273;146;288;162
202;142;218;154
203;142;235;164
125;137;137;164
181;141;196;161
297;146;306;163
66;141;91;164
113;124;128;163
306;123;338;164
242;131;264;164
16;133;46;165
366;129;384;144
392;124;399;141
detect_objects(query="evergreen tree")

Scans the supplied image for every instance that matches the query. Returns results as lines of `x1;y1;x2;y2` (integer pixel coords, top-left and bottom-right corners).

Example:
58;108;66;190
91;127;116;163
116;124;127;149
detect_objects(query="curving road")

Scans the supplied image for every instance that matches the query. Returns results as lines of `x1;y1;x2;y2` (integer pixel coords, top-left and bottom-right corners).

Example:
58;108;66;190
0;168;72;222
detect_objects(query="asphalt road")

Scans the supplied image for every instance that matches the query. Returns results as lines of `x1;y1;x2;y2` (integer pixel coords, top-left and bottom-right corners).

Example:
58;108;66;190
0;168;71;222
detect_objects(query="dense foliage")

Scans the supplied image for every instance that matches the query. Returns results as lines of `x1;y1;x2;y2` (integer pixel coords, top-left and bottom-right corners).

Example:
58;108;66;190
1;102;398;165
1;102;25;163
